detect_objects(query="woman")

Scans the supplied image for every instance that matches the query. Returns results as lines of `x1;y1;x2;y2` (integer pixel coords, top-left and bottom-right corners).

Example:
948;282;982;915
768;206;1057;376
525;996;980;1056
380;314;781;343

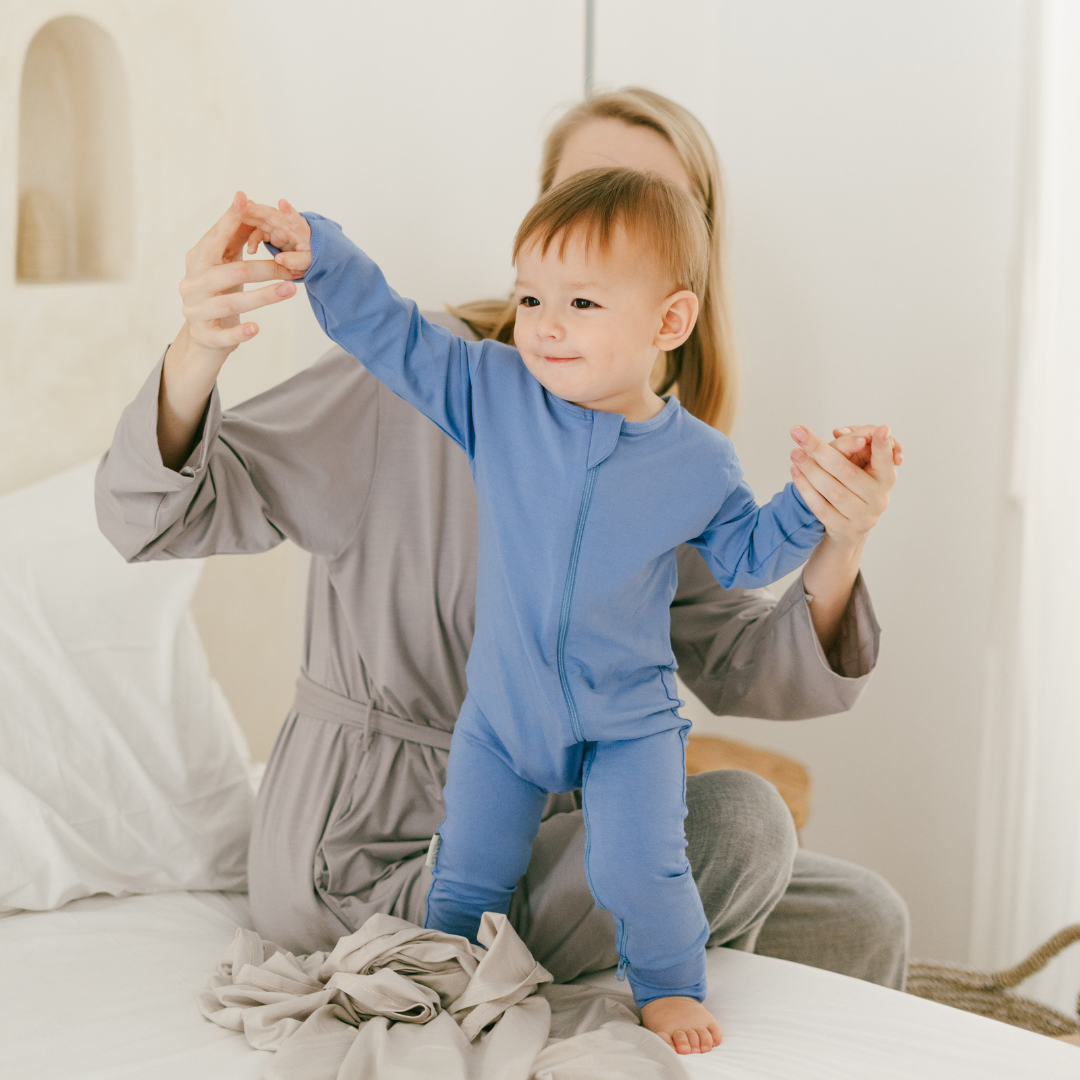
97;89;907;995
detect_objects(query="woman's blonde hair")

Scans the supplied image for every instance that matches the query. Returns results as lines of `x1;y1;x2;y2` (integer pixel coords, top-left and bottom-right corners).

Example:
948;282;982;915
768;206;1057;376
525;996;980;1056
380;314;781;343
450;87;738;431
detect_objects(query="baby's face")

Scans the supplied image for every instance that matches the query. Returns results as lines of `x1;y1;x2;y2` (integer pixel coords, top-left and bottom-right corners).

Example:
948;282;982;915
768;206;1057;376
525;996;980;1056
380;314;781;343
513;226;689;420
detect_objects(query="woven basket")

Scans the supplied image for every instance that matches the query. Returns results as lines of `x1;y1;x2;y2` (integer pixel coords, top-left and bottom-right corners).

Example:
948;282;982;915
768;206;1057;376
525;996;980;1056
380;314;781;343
907;924;1080;1038
685;735;811;831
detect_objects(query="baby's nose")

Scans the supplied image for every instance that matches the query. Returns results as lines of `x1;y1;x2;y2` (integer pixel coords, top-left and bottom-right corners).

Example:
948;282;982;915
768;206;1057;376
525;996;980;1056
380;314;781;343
538;315;564;339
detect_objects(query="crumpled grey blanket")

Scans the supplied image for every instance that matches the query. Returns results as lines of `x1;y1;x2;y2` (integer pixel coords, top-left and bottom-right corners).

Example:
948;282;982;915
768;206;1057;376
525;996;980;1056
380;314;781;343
199;910;688;1079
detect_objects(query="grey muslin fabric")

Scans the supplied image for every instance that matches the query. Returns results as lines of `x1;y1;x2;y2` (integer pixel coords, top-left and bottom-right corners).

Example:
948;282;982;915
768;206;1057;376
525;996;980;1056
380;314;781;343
96;316;903;987
199;912;685;1080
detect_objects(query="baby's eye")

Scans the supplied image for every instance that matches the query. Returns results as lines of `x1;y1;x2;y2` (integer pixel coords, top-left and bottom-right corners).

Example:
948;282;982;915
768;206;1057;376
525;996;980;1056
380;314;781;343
571;298;597;309
519;296;540;308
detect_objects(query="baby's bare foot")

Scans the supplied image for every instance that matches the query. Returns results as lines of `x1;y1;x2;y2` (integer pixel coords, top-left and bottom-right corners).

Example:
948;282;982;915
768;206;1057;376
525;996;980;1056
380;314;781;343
640;995;722;1055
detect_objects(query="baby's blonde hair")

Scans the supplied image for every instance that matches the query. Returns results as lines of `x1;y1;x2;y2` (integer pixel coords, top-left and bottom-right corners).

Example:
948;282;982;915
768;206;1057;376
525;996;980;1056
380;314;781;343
450;87;737;431
513;167;709;302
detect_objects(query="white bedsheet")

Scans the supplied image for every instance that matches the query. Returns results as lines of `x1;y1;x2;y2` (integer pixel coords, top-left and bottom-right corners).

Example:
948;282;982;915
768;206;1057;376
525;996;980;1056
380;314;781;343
1;890;1076;1080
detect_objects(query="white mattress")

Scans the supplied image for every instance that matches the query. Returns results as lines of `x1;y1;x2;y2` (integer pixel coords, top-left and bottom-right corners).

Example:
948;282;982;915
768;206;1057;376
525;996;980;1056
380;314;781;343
1;891;1076;1080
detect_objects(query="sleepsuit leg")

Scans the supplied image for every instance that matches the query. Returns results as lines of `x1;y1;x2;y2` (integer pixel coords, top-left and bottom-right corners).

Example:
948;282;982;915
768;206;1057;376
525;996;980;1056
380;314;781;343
581;725;710;1007
425;701;549;943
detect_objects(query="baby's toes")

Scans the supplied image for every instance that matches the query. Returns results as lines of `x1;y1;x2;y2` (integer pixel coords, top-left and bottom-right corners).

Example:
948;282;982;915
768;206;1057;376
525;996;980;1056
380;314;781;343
671;1028;692;1055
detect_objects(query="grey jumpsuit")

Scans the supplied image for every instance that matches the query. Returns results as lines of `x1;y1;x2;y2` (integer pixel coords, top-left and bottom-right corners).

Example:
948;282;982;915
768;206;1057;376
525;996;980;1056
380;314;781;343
95;315;909;990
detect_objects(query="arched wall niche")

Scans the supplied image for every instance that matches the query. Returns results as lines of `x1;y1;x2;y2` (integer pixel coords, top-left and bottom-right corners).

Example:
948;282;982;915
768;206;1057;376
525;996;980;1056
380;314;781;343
16;16;133;283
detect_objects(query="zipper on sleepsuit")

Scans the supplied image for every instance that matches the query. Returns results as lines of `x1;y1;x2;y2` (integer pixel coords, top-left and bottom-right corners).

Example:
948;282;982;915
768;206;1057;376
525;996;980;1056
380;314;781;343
614;921;629;981
556;465;598;743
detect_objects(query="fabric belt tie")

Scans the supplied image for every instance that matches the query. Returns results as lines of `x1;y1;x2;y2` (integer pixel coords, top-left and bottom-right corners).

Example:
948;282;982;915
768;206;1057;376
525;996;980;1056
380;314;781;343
293;673;454;752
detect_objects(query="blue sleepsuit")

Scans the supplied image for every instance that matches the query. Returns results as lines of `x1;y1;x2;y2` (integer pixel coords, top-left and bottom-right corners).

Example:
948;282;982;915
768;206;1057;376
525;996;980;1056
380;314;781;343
293;213;825;1006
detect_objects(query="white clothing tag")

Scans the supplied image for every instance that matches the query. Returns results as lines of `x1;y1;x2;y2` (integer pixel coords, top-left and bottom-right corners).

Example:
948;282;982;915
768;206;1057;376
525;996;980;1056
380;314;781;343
425;832;442;868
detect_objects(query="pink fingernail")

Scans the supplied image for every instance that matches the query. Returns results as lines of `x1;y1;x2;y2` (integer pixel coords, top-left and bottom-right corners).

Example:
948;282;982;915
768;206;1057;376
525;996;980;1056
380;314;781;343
791;426;807;443
791;448;806;462
276;283;293;296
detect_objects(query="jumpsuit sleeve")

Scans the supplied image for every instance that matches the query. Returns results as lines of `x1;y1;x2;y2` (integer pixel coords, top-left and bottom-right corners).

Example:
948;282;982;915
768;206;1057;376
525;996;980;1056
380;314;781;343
686;444;825;589
298;213;477;459
670;544;881;719
95;346;379;563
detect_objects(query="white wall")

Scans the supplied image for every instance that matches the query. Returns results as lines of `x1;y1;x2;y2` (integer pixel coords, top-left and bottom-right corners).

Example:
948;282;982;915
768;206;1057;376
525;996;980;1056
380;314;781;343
593;0;1027;963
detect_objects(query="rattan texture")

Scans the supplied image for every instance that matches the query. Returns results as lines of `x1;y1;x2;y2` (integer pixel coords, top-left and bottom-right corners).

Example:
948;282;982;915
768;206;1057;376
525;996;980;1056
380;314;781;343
907;924;1080;1037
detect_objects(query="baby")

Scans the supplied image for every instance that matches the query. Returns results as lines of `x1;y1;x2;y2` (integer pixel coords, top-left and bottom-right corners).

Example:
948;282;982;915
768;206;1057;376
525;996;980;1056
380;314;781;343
242;169;831;1054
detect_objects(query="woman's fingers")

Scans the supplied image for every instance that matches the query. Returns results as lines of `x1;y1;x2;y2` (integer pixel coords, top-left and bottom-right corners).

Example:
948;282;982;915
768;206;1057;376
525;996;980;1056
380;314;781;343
792;422;899;545
791;426;875;502
187;192;253;275
191;320;261;350
182;257;294;308
790;448;863;517
790;464;846;531
184;280;297;327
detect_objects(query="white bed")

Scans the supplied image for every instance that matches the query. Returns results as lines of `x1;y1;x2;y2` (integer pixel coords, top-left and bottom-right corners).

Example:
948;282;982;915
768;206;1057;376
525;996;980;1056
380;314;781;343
2;465;1078;1079
2;889;1076;1080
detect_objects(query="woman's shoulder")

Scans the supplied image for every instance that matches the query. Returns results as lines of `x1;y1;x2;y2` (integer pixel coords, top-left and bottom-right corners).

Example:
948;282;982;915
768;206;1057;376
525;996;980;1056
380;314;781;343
422;309;478;341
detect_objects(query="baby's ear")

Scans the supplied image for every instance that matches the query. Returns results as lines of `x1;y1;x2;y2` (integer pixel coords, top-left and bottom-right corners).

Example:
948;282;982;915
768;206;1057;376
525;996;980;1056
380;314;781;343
655;291;699;351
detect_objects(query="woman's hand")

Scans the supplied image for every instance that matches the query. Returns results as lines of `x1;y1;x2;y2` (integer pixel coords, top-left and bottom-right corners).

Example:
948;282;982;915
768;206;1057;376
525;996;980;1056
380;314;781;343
159;192;298;470
787;424;902;655
790;424;900;548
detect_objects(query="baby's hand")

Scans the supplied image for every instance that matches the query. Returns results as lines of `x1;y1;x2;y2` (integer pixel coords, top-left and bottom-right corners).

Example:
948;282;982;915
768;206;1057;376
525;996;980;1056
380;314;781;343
829;424;903;468
240;197;312;277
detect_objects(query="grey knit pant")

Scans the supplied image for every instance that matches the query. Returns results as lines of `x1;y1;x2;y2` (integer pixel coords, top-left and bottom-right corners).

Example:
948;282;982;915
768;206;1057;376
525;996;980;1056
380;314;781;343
250;714;909;991
509;770;909;991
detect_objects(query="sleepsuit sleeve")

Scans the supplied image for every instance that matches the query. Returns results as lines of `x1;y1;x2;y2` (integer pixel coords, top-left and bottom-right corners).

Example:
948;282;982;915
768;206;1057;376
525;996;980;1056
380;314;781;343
687;447;825;589
298;213;476;458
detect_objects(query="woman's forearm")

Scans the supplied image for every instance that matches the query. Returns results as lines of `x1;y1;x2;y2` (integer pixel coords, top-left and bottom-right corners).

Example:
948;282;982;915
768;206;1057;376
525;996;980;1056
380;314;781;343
155;193;301;471
801;534;866;655
157;323;226;470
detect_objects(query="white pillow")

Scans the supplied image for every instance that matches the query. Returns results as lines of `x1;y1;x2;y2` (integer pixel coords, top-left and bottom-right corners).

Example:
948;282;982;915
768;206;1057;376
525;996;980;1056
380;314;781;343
0;460;254;913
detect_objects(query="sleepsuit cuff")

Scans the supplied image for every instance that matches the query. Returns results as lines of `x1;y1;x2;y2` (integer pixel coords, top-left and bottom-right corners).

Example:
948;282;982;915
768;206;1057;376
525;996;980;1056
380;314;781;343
626;953;708;1007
